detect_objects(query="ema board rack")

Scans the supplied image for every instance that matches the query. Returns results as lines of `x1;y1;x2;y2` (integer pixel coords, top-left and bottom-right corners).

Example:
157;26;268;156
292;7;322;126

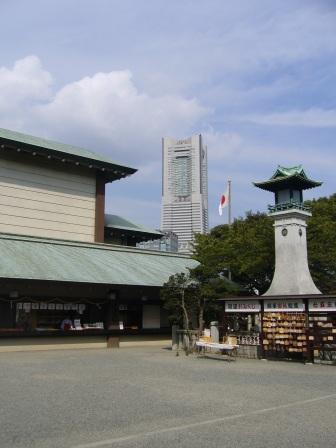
308;314;336;365
262;312;307;357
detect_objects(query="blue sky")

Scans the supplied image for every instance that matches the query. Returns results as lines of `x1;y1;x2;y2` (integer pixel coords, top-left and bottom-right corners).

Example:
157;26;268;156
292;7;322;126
0;0;335;229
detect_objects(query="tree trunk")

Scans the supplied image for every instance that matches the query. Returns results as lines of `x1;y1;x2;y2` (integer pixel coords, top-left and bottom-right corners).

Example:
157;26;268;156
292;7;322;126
180;289;192;354
198;305;204;338
181;289;189;331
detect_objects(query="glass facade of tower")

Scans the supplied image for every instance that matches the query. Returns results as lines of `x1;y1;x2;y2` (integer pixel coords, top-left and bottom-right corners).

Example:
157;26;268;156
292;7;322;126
161;134;208;254
171;155;191;197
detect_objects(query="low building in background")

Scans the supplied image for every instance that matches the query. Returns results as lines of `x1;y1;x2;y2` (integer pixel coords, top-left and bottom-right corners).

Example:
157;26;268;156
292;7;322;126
104;214;163;247
136;231;178;253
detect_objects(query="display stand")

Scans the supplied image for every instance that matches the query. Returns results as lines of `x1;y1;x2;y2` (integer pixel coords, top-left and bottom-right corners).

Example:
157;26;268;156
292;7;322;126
308;313;336;365
262;312;307;360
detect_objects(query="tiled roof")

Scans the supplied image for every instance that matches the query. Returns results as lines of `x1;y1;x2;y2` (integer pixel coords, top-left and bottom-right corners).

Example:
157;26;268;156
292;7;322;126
0;233;197;287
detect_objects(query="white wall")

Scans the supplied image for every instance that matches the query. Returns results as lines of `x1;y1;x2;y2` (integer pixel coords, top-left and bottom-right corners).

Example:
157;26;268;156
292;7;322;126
264;209;321;295
0;157;96;242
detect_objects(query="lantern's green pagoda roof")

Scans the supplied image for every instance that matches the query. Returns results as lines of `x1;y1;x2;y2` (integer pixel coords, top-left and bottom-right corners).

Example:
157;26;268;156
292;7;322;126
253;165;322;192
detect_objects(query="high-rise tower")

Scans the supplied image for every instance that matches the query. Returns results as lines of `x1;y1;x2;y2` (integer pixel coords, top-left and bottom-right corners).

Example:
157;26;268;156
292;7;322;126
161;135;208;253
254;165;322;296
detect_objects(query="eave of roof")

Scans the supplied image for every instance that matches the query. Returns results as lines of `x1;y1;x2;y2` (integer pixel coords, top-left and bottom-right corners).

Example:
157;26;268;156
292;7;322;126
219;294;335;301
0;233;197;287
254;173;322;192
0;128;137;183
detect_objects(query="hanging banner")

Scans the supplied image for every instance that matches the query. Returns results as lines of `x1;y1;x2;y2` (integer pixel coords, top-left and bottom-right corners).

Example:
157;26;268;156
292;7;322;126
225;300;261;313
309;299;336;312
264;299;305;312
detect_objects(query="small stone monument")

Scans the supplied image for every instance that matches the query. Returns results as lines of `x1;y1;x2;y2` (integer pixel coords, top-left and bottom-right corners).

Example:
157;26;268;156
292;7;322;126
254;165;322;296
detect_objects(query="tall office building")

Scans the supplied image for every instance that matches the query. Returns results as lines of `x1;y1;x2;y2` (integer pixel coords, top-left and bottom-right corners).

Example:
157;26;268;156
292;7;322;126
161;134;208;253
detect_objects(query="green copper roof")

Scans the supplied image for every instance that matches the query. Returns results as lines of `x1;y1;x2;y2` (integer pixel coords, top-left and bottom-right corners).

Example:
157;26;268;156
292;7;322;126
254;165;322;192
273;165;305;178
0;127;137;182
104;214;162;236
0;233;197;287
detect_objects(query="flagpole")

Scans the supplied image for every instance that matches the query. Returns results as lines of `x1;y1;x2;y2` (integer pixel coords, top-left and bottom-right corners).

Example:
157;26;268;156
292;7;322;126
228;179;232;226
228;179;232;281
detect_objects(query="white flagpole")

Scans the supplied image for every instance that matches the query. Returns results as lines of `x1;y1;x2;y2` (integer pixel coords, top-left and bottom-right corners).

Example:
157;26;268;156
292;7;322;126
228;179;232;281
228;179;232;226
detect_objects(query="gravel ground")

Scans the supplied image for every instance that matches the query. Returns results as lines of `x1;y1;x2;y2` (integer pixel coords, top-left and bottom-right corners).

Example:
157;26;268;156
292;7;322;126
0;347;335;448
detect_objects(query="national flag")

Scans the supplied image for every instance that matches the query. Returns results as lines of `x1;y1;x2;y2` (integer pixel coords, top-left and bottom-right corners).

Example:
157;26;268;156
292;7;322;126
218;188;229;216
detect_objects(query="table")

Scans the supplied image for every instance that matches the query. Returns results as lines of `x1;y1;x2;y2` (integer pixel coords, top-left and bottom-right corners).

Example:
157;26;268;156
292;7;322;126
195;341;239;359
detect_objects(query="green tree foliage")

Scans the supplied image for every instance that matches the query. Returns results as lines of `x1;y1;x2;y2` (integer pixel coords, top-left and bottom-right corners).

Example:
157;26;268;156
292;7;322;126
189;263;240;332
160;273;197;331
193;212;274;295
161;269;238;334
191;195;336;295
307;194;336;293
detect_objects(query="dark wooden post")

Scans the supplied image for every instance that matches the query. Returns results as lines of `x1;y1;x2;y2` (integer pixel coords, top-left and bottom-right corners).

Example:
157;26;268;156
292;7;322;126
95;174;105;243
260;299;265;359
305;298;313;363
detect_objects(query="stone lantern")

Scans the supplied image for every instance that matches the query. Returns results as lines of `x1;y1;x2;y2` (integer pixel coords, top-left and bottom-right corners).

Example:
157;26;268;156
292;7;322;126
254;165;322;296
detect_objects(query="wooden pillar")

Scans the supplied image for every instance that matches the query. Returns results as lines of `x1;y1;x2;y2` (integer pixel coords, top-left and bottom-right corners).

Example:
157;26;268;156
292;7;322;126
260;300;265;359
305;298;313;363
95;174;105;243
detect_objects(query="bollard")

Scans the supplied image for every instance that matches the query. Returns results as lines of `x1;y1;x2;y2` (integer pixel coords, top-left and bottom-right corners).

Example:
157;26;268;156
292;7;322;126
172;325;179;351
107;336;120;348
210;321;219;343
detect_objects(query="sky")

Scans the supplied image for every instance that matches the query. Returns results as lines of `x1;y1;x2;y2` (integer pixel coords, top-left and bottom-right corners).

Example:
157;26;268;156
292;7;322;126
0;0;335;229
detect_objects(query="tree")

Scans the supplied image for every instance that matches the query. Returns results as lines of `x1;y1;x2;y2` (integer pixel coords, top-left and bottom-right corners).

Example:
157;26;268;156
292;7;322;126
306;194;336;293
193;212;274;295
189;262;240;334
161;272;201;354
160;273;197;333
161;194;336;354
161;267;238;339
191;195;336;294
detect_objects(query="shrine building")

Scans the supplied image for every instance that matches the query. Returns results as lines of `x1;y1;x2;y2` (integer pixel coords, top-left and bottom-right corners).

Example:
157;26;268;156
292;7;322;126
0;128;197;351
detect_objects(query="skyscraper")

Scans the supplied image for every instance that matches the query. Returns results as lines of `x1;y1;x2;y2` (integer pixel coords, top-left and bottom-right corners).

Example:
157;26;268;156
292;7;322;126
161;134;208;253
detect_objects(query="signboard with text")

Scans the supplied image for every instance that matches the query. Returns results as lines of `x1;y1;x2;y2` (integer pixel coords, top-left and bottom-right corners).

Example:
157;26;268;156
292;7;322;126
309;299;336;312
264;299;305;313
225;300;261;313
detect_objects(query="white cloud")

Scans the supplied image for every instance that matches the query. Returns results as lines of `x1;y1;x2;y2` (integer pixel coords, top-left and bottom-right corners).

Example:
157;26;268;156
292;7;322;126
0;56;210;227
206;134;336;175
33;69;209;163
0;56;209;165
241;108;336;128
162;2;336;79
0;54;334;229
0;55;52;109
204;130;243;161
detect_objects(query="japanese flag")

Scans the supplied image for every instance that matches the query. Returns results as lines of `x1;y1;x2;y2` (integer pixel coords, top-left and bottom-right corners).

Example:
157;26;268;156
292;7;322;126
218;188;229;216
